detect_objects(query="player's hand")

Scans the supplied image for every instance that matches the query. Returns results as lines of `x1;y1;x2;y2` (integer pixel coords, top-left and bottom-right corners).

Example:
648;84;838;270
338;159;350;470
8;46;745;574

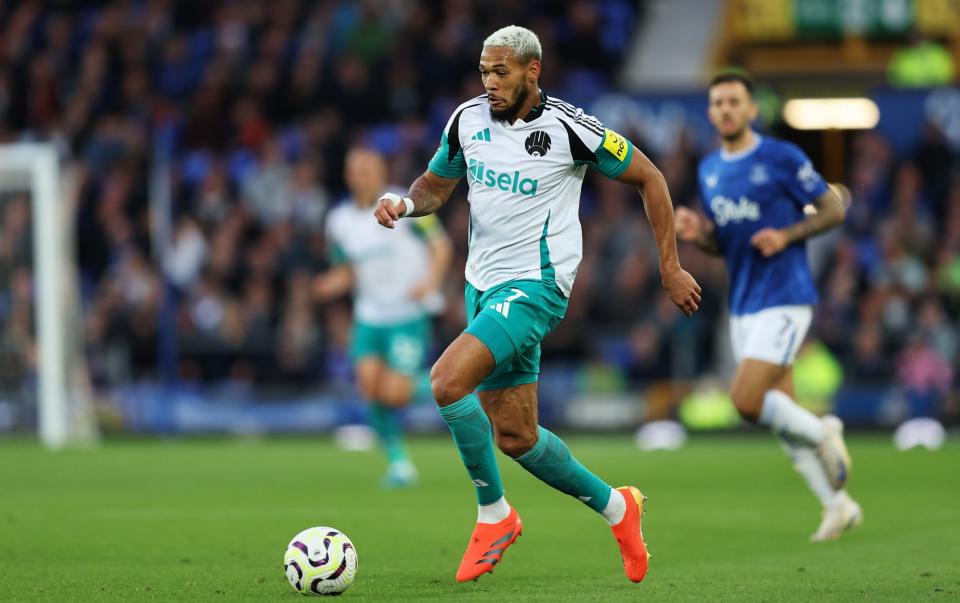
374;194;403;229
409;279;438;300
661;263;702;316
312;274;332;300
751;228;789;257
675;207;705;243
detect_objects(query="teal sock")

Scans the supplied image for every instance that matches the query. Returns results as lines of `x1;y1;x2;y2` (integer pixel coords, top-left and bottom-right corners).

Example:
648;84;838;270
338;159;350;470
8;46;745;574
437;394;504;505
515;426;612;513
413;372;433;403
368;404;408;464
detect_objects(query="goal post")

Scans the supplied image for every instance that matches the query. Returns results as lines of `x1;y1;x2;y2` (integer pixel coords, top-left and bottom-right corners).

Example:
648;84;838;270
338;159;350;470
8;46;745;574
0;143;98;448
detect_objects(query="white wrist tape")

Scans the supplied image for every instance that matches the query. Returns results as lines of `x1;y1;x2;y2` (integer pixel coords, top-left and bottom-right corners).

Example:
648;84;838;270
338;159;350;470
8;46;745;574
381;192;414;217
398;196;414;217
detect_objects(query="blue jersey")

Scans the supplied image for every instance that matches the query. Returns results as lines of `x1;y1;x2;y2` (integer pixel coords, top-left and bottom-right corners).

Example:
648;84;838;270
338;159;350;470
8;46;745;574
698;135;828;315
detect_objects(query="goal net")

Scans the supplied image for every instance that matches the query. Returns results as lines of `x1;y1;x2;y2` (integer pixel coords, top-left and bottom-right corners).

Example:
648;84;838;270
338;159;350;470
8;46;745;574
0;144;97;448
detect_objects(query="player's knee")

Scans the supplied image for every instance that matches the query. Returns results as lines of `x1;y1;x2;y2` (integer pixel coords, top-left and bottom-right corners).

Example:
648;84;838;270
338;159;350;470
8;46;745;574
379;379;412;408
430;364;469;407
357;378;379;402
730;389;764;422
495;428;537;458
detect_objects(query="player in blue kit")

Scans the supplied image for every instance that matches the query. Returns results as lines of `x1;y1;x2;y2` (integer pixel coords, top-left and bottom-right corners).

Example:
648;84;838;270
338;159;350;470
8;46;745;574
675;72;863;541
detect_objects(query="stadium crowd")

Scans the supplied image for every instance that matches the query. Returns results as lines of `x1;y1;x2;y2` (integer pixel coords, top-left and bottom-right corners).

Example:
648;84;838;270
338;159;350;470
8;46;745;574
0;1;955;422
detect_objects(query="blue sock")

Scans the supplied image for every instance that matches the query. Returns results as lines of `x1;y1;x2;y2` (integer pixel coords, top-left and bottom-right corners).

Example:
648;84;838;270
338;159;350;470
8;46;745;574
437;394;504;505
515;426;612;513
368;405;407;464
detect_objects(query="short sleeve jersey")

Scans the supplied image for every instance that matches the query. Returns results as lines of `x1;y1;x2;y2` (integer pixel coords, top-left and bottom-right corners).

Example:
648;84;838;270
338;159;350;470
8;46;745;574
428;92;634;296
697;135;829;315
326;200;443;325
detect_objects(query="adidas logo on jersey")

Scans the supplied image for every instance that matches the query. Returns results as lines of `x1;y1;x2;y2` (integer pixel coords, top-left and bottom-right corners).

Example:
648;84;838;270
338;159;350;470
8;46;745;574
468;158;539;196
471;128;491;142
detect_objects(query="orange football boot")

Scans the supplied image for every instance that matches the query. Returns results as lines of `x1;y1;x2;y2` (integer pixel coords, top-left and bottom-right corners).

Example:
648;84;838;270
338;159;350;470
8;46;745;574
610;486;650;583
455;507;522;582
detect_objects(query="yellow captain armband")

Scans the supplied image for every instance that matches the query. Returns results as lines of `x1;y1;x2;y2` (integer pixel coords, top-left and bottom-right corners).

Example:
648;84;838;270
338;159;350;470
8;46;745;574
602;128;629;162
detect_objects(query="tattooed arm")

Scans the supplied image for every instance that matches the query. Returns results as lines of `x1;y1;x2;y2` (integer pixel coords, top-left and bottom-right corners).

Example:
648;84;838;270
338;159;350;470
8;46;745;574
750;187;846;257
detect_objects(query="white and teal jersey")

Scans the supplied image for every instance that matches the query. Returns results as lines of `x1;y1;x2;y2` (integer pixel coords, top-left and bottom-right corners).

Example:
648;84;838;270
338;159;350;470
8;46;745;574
326;200;443;325
428;92;634;296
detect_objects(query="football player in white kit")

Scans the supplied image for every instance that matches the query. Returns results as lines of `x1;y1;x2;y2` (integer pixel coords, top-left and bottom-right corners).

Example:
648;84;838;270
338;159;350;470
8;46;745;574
676;71;862;541
374;26;701;583
316;147;451;487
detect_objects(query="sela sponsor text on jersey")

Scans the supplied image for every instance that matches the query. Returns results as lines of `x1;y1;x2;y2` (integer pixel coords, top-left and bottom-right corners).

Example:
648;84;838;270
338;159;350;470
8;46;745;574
468;158;539;196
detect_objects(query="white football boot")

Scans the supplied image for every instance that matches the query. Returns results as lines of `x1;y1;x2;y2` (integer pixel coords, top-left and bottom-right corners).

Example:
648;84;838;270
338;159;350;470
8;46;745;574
811;491;863;542
816;416;852;490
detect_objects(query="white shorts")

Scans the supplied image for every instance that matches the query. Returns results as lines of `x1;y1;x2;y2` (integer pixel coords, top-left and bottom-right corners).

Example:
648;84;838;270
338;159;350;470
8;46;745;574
730;305;812;366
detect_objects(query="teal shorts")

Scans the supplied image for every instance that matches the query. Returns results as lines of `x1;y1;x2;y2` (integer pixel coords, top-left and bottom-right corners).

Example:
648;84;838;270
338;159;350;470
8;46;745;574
464;279;568;391
351;317;430;376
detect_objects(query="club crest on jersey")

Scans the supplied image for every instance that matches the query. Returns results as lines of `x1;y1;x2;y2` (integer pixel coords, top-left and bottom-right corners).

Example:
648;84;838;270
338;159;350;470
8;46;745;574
749;165;768;185
524;130;551;157
710;195;760;226
468;158;539;196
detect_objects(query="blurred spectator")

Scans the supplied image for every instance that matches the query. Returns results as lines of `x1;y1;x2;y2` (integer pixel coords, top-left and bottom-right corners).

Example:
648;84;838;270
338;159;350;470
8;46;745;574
164;216;208;289
888;33;955;88
846;323;889;383
897;336;954;418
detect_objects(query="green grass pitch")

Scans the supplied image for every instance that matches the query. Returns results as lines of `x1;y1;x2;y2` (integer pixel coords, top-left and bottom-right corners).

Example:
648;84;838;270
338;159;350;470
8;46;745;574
1;434;957;601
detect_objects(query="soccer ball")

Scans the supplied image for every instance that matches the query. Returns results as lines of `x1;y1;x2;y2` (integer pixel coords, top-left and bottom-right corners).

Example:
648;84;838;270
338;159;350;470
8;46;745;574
284;526;358;596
